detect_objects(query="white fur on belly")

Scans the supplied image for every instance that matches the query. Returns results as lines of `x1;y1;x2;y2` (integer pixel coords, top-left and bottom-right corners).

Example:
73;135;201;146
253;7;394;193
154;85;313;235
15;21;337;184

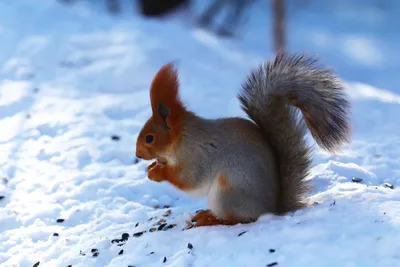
186;181;211;198
207;178;222;215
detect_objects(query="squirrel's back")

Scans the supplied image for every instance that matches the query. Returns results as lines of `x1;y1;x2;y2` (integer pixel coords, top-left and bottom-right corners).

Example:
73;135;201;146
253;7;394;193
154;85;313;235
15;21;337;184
175;114;281;217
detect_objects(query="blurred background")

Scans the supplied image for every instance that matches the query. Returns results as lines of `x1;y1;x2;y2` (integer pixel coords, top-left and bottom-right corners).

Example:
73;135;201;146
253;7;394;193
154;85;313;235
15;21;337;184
54;0;400;92
1;0;399;141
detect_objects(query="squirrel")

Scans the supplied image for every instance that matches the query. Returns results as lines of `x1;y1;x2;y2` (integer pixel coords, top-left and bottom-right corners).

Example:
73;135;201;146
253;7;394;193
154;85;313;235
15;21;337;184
135;53;351;227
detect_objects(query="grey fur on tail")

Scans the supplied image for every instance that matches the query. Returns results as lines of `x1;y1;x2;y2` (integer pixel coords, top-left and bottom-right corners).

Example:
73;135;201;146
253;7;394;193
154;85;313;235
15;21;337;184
238;53;351;213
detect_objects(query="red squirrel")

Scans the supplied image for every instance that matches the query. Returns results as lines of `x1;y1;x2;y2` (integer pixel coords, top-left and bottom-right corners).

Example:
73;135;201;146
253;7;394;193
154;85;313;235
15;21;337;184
136;53;351;227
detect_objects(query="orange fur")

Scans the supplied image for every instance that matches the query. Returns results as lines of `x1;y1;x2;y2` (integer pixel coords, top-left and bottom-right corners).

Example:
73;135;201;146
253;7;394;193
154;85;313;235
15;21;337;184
191;210;210;221
218;173;231;192
150;63;188;143
223;213;240;225
192;210;240;227
163;164;194;191
148;162;195;192
147;163;165;182
192;210;222;227
147;161;158;172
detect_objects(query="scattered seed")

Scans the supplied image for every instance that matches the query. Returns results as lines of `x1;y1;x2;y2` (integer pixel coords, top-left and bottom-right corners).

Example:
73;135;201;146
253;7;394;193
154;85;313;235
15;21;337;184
111;239;121;244
0;196;5;200
352;177;363;183
33;262;40;267
164;205;171;208
187;243;193;249
53;233;59;237
269;249;275;253
163;209;172;217
67;265;72;267
157;219;167;225
135;222;139;227
56;219;65;223
238;231;248;237
118;249;124;255
117;243;124;247
111;135;120;141
384;183;394;189
330;200;336;206
93;252;99;257
133;231;145;237
149;252;155;255
267;262;278;267
91;249;98;253
158;223;167;231
122;233;130;240
150;228;157;232
163;257;167;263
79;250;86;256
164;224;175;230
184;224;194;230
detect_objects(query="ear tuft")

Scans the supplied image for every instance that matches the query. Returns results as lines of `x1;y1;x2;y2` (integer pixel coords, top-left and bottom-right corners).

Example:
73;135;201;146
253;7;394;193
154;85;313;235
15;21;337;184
149;63;186;132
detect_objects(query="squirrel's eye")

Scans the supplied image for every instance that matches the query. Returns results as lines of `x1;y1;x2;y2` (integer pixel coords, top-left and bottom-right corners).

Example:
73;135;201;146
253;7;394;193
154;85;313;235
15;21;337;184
145;135;154;144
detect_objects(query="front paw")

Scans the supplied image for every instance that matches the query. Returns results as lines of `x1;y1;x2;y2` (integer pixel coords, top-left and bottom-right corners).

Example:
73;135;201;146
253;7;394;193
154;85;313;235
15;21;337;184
147;161;158;172
147;163;165;182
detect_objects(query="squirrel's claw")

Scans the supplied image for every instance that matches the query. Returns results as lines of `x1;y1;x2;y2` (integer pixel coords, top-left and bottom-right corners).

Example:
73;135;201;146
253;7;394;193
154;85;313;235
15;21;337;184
147;161;157;172
191;210;234;227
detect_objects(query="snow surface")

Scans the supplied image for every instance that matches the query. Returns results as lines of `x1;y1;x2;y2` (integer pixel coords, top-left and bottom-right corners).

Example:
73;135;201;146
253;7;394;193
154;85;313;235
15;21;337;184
0;0;399;266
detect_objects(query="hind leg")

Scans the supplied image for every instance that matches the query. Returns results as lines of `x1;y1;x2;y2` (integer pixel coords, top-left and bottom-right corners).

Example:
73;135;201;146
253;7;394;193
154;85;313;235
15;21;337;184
192;209;240;227
192;174;270;227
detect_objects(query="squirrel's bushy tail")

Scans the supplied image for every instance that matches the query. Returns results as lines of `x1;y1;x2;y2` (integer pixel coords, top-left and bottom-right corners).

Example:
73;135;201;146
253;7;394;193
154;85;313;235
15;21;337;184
238;53;351;213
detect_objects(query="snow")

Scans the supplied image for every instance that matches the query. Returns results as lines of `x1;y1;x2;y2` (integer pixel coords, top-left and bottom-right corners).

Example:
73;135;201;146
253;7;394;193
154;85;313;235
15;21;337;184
0;0;399;266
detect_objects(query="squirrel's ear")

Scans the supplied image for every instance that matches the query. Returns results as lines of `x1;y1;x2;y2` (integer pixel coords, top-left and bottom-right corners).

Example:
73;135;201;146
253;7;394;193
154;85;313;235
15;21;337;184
150;63;186;131
156;103;170;130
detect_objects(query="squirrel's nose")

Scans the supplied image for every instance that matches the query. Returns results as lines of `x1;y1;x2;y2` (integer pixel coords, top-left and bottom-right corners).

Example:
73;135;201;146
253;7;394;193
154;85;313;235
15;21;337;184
136;149;144;159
